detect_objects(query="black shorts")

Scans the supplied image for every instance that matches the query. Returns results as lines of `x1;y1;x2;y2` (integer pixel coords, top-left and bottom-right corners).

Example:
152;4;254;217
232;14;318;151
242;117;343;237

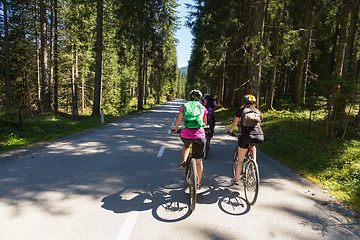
206;116;215;138
238;134;264;149
181;137;206;159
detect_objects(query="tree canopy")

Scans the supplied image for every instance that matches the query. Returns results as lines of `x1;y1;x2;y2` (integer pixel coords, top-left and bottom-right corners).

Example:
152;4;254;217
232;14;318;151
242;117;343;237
0;0;179;115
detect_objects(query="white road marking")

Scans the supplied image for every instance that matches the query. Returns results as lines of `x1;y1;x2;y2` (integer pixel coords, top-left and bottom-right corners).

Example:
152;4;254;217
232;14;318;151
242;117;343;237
157;146;165;157
117;211;138;240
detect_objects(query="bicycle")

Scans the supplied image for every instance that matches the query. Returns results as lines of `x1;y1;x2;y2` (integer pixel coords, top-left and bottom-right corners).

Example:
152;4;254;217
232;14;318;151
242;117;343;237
229;132;260;205
172;129;198;211
204;126;212;159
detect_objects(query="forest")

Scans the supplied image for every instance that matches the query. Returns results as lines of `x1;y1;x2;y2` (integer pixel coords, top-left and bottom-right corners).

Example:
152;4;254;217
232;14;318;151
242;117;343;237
0;0;180;117
187;0;360;140
2;0;359;131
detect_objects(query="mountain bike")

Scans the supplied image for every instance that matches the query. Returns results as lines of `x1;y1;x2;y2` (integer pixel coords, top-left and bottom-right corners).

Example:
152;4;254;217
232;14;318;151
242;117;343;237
204;126;211;159
172;129;198;211
230;133;260;205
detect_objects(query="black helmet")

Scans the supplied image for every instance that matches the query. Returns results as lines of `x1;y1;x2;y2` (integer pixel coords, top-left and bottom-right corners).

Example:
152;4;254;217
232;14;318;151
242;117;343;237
189;89;203;100
243;94;256;104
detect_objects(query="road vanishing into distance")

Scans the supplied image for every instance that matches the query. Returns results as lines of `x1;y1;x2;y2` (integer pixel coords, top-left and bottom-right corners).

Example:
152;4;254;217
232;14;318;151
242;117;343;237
0;100;359;240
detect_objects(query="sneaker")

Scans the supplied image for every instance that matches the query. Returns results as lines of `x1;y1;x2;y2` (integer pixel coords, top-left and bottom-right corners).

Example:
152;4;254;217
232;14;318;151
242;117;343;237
231;178;239;185
197;181;203;189
178;161;186;170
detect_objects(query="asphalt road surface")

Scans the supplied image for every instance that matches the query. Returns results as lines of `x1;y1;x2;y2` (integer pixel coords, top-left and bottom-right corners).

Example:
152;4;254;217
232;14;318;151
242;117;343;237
0;100;359;240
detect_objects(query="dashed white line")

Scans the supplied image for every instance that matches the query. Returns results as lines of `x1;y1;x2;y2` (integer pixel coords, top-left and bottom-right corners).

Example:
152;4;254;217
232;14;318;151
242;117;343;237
117;211;138;240
157;146;166;158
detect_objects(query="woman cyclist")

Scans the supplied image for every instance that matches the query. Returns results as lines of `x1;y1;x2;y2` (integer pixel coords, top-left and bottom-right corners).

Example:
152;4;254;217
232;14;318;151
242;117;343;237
202;93;216;145
171;90;208;189
227;94;264;185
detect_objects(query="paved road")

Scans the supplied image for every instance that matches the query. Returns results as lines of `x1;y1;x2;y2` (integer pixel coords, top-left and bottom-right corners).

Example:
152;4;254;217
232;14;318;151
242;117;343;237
0;100;359;240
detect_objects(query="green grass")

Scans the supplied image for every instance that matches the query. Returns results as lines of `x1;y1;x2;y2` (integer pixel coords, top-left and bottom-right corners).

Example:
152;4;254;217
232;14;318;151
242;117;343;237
215;107;360;213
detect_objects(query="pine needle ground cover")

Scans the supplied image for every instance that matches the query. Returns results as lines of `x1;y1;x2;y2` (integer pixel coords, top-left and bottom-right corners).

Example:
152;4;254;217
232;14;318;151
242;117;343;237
216;107;360;213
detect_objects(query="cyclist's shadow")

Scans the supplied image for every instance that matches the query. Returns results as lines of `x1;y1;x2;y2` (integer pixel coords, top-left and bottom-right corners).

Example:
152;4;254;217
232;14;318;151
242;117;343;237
100;187;193;222
217;188;250;215
152;186;192;222
197;185;250;216
101;184;250;221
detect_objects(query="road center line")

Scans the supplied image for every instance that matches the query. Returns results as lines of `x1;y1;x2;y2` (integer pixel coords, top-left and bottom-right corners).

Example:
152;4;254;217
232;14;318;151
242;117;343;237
157;146;165;158
117;211;138;240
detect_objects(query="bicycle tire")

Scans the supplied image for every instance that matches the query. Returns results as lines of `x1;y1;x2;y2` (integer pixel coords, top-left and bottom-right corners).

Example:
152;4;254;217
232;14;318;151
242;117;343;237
232;147;238;178
188;158;198;211
243;158;259;205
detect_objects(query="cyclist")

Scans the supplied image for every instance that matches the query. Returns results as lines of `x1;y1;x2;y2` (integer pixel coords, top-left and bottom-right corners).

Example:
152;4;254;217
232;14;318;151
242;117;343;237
202;93;216;145
227;94;264;185
171;90;208;189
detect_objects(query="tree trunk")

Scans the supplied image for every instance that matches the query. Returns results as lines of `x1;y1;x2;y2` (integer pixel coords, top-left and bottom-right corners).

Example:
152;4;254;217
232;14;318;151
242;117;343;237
36;1;41;111
3;0;11;109
226;72;234;107
137;42;144;111
49;0;54;110
92;0;103;116
333;3;350;77
40;0;51;112
143;43;148;106
71;46;79;115
331;2;351;126
75;48;79;114
220;52;226;106
251;0;266;107
292;0;311;106
82;69;85;113
53;0;59;112
303;26;313;104
292;50;305;106
267;1;283;110
343;0;359;75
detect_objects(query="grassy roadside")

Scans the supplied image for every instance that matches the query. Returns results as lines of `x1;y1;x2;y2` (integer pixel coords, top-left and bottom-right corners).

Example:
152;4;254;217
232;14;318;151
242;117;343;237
215;107;360;213
0;97;166;153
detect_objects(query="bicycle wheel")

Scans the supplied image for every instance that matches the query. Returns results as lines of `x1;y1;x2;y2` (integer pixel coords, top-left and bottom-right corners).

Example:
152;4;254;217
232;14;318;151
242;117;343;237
243;158;259;205
187;158;198;211
232;147;238;178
